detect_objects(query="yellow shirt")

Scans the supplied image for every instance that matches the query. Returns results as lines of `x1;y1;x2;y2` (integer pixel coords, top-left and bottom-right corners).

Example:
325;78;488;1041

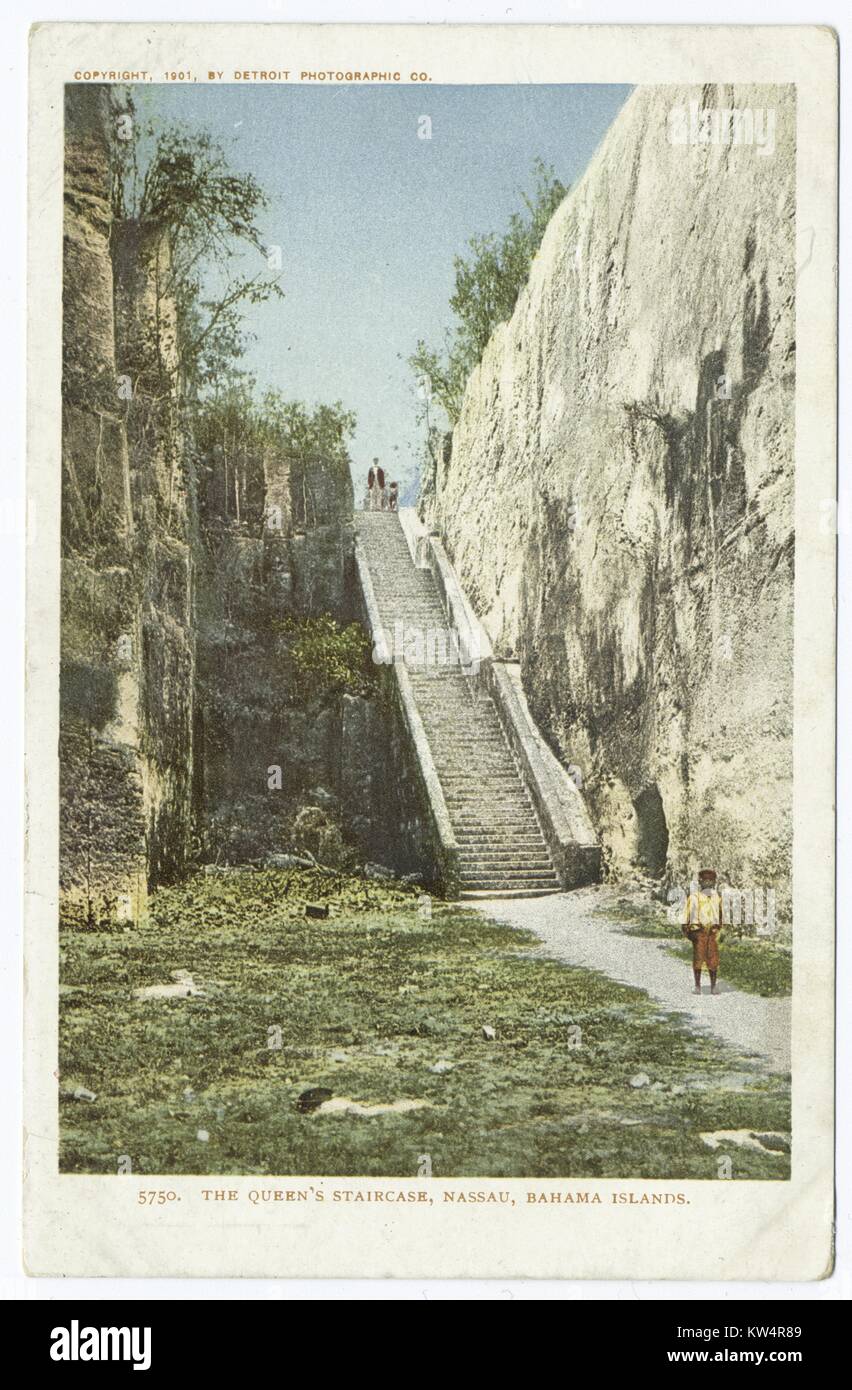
683;891;722;929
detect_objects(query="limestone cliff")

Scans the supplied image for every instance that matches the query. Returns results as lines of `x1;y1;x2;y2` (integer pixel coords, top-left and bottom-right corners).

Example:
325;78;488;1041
60;87;371;918
60;85;149;927
424;85;795;918
195;450;431;880
194;440;358;861
60;86;429;920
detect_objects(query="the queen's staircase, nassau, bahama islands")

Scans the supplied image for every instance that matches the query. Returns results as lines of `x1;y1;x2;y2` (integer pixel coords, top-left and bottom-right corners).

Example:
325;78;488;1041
354;508;601;901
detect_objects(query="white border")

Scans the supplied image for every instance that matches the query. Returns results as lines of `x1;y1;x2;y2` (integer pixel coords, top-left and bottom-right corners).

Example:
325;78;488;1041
4;0;848;1299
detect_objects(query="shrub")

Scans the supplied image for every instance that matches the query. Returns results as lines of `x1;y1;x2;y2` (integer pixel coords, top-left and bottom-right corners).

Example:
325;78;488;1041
291;805;357;870
410;158;568;424
277;615;375;705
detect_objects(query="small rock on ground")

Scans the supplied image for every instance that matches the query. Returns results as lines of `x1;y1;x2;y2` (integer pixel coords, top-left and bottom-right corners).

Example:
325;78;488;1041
472;886;791;1073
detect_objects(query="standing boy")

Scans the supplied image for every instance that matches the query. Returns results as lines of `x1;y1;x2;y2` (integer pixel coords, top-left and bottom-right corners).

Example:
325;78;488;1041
682;868;723;995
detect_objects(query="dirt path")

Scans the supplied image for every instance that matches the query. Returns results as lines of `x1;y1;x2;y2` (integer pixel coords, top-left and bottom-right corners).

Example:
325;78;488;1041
471;885;791;1074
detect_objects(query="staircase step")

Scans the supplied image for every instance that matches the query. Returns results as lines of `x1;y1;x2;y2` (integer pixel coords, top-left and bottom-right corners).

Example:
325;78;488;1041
455;824;542;832
460;883;559;894
453;819;537;828
458;887;562;901
462;869;554;879
448;801;534;810
445;789;528;799
449;803;535;810
451;815;539;825
432;731;508;741
439;773;520;783
456;824;544;832
357;511;562;899
459;851;548;860
437;767;519;777
445;796;533;807
455;835;545;845
434;760;517;770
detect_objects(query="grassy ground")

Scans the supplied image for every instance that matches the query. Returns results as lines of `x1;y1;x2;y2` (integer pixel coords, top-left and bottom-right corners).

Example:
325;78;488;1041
59;870;790;1179
598;899;792;998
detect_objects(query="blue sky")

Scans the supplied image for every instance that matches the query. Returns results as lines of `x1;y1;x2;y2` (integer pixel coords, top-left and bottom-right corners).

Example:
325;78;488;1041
139;82;631;492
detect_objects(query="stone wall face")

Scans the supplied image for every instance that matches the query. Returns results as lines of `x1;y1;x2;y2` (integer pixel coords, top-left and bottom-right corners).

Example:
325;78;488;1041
60;86;146;926
424;85;795;918
195;462;430;878
60;88;428;909
195;443;362;864
60;86;196;925
113;216;197;887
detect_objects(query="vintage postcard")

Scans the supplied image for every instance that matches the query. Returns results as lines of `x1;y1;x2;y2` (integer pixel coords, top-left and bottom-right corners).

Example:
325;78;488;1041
25;22;837;1279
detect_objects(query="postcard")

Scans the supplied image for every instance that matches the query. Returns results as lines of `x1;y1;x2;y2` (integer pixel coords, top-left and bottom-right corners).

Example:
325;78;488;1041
25;21;837;1279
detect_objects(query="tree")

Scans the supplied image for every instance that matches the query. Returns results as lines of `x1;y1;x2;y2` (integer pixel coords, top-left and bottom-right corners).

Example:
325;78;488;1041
112;100;284;392
410;158;568;425
193;382;356;529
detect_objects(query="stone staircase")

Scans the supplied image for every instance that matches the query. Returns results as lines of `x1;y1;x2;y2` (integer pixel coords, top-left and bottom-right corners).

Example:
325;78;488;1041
355;511;561;899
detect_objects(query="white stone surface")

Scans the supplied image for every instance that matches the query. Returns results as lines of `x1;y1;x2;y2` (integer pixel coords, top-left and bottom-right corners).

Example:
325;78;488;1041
425;84;796;922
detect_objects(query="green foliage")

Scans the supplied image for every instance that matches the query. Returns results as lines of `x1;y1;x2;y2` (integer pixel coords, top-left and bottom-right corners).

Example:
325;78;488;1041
409;343;468;429
133;129;267;250
410;159;568;423
200;798;356;869
203;797;288;865
256;392;357;461
278;615;375;704
194;384;356;530
109;98;356;504
59;870;790;1177
112;100;283;391
291;806;357;870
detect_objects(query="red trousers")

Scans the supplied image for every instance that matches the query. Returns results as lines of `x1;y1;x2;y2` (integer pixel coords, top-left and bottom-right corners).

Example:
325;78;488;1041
688;928;720;972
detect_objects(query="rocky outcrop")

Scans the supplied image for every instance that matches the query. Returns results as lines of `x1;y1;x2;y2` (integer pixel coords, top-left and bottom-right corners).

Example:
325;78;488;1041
195;478;432;876
113;215;198;888
60;88;426;914
61;86;196;925
424;85;795;921
60;86;148;927
194;444;357;862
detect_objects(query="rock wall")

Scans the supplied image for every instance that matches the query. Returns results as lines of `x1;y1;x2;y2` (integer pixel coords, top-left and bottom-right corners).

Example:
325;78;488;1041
196;453;428;878
60;85;196;926
424;85;795;919
338;684;436;882
113;213;198;888
60;85;146;927
60;87;428;915
195;443;355;860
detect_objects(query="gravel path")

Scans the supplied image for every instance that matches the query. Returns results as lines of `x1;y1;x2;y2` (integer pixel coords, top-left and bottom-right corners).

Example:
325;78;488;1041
472;886;791;1074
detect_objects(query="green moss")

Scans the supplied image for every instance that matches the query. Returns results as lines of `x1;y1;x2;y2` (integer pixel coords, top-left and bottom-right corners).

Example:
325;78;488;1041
275;615;376;703
59;869;790;1178
60;660;118;730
